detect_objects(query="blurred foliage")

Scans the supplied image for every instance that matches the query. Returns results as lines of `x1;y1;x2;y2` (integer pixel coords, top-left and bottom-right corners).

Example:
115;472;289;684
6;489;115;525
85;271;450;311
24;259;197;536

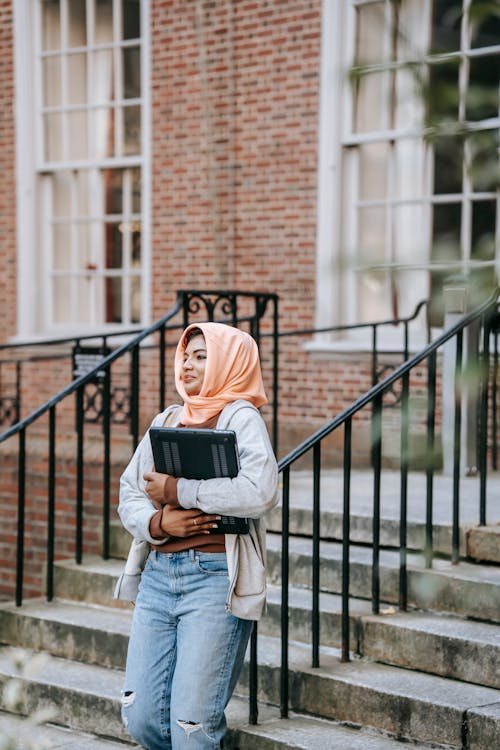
349;0;499;324
0;650;57;750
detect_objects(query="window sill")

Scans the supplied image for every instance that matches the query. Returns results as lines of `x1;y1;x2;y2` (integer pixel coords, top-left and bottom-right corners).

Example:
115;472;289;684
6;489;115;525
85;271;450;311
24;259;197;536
303;328;434;357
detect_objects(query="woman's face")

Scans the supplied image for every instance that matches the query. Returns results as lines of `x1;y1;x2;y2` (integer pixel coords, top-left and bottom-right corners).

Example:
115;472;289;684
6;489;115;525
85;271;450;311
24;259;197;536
181;334;207;395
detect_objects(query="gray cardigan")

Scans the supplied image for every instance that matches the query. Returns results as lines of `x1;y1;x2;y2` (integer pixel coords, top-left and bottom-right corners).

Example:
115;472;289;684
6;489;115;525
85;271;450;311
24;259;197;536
117;400;279;620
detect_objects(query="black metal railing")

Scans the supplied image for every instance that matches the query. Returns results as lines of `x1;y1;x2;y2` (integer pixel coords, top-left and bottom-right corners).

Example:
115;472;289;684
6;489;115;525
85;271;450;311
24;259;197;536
0;290;279;605
273;288;499;719
0;299;429;431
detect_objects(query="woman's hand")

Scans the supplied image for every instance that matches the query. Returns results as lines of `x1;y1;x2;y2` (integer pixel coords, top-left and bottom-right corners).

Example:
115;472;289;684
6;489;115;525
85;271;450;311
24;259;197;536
144;470;173;507
160;505;221;537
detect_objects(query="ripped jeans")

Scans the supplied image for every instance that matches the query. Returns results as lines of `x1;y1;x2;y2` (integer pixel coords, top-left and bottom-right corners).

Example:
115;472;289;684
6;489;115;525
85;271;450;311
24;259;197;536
121;550;253;749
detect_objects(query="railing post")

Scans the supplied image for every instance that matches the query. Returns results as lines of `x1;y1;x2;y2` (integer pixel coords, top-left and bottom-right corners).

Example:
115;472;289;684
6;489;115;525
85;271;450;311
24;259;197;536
15;430;26;607
442;275;480;476
248;623;258;725
47;406;56;600
399;371;409;610
341;418;352;662
371;393;382;614
425;350;437;568
478;311;492;526
280;466;290;718
312;442;321;668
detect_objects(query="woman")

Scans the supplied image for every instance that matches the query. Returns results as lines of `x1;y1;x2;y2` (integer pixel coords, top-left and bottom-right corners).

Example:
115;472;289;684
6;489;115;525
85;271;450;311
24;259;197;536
118;322;278;750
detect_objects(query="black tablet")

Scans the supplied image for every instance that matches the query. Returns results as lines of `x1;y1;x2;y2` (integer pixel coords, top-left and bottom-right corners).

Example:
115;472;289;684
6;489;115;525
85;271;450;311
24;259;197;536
149;426;249;535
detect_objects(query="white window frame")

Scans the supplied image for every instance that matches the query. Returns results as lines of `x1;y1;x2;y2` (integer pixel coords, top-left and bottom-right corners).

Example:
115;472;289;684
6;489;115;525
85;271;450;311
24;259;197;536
13;0;151;340
312;0;500;354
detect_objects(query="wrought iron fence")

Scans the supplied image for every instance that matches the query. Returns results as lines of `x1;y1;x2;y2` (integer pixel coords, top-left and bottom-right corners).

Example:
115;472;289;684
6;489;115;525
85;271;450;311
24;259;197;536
273;288;499;719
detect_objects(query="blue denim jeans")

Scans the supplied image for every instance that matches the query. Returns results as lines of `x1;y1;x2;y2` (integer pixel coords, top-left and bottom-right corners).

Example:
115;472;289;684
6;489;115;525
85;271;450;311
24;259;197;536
121;550;253;750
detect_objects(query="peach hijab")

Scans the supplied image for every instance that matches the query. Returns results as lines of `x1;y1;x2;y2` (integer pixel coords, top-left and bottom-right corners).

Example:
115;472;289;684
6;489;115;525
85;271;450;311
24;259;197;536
174;322;268;426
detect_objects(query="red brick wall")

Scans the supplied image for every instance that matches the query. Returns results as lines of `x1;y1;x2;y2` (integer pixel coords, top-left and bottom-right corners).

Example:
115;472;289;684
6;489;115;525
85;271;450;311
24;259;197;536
150;0;320;324
0;1;459;602
0;3;16;342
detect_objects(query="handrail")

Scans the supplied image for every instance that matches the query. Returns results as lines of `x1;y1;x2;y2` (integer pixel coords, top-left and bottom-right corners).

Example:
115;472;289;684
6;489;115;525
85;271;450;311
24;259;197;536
0;289;279;729
0;296;184;442
275;286;499;720
277;292;494;470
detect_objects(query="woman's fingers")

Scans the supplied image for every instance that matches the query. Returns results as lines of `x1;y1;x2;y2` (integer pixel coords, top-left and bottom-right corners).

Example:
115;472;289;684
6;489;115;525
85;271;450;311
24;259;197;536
160;506;220;537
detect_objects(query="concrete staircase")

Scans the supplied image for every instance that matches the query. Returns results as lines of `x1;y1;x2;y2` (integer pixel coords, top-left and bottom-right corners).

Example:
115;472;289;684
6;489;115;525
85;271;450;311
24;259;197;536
1;469;500;749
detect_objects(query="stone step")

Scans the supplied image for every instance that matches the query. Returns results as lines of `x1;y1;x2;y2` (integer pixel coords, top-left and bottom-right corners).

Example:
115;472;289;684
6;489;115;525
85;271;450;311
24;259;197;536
267;469;500;558
0;598;131;669
0;711;138;749
264;586;500;690
224;700;439;750
0;657;441;750
2;579;499;698
52;556;130;609
108;469;500;562
241;635;500;750
0;645;129;742
266;533;500;623
2;639;497;750
468;523;500;563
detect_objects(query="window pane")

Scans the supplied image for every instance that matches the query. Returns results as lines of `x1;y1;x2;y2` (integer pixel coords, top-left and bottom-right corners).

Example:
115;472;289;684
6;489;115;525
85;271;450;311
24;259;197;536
131;168;141;212
472;200;496;259
470;1;500;49
44;113;64;161
78;225;94;275
131;275;141;322
433;135;463;194
95;0;114;43
358;270;391;322
469;130;500;192
123;46;141;99
123;0;141;39
52;172;72;218
106;224;123;268
355;73;387;133
467;54;500;122
94;49;114;103
67;111;88;159
428;60;460;125
53;276;70;323
78;277;93;324
41;0;61;51
358;143;388;201
432;202;461;252
394;139;426;201
90;108;115;158
68;0;86;47
123;105;141;154
106;278;122;322
53;224;71;270
42;56;62;106
105;170;124;214
68;53;87;105
358;206;386;264
76;171;91;216
353;1;388;132
429;202;462;325
132;222;141;263
356;2;386;65
471;199;497;302
431;0;461;54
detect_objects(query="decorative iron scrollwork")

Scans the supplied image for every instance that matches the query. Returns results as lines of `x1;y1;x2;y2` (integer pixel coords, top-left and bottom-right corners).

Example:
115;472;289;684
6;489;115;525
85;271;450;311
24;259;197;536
376;363;403;407
182;291;238;324
81;384;130;425
0;397;19;426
